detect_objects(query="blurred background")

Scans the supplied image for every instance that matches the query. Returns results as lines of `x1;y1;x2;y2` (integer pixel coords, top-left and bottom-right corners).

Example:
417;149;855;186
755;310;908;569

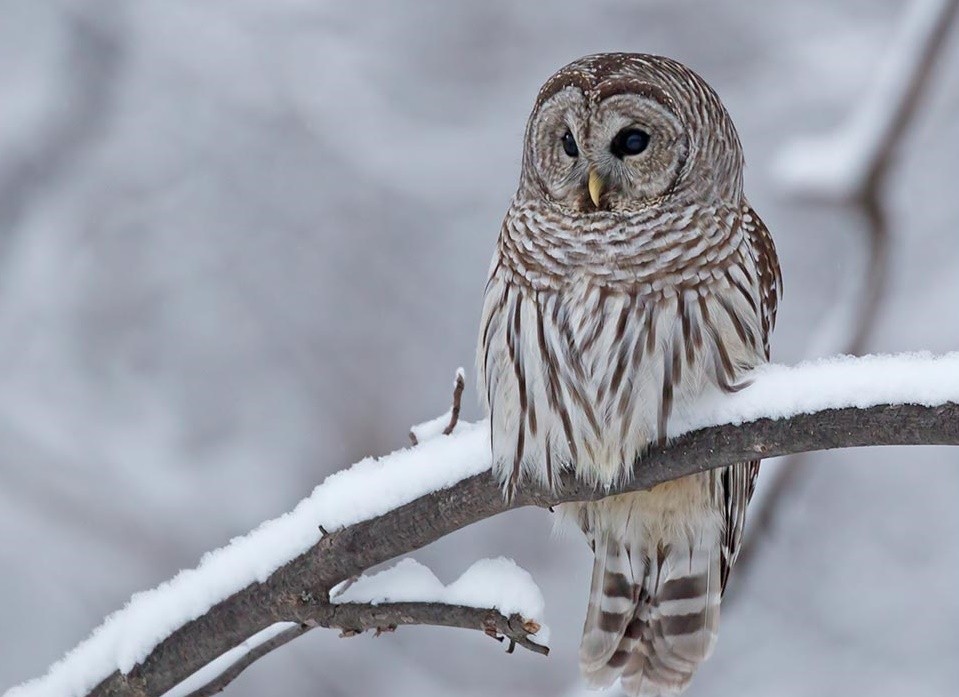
1;0;956;695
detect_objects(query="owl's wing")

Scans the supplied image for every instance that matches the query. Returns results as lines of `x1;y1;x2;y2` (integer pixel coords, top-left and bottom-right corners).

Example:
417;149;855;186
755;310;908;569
741;202;783;361
719;204;782;593
719;460;759;593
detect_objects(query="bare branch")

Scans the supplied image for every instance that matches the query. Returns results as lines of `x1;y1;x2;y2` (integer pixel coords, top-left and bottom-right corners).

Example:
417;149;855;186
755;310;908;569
75;400;959;697
182;600;546;697
443;369;466;436
314;602;547;655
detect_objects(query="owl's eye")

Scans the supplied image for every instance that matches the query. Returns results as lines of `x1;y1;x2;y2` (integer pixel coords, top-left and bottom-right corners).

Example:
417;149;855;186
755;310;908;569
610;128;650;158
561;130;579;158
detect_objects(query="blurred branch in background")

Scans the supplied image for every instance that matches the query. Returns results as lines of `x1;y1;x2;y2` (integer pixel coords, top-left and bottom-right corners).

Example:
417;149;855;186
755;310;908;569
731;0;959;590
775;0;958;206
11;356;953;697
0;3;122;259
777;0;957;356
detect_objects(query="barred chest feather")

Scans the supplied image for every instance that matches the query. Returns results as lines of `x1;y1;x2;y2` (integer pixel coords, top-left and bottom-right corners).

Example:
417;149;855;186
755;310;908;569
478;201;769;494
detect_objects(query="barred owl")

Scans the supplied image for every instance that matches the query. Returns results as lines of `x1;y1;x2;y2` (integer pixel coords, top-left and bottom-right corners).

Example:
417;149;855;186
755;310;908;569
478;54;781;695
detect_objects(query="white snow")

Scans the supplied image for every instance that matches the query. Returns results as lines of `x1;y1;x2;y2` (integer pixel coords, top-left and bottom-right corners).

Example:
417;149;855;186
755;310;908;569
3;421;492;697
5;351;958;697
669;351;959;437
773;0;954;199
160;623;297;697
410;412;453;444
409;368;466;444
334;557;549;643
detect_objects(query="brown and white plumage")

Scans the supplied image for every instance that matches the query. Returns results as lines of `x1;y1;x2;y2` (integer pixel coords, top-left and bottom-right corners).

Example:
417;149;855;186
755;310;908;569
478;54;781;696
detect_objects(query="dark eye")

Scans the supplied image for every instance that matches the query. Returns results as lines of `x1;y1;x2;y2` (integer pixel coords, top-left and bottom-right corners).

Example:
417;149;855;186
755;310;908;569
610;128;650;158
561;130;579;157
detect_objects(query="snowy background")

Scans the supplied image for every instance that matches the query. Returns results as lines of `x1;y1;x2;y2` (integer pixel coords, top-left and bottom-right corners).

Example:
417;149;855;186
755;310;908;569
1;1;957;695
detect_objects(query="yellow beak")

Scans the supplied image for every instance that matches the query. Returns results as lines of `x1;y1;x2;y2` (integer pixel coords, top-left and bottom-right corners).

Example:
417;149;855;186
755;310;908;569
587;168;604;207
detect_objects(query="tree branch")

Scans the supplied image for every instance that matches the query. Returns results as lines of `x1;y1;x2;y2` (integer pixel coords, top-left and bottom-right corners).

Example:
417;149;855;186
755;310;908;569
182;624;312;697
71;399;959;697
317;602;546;655
0;2;124;258
774;0;958;202
181;602;544;697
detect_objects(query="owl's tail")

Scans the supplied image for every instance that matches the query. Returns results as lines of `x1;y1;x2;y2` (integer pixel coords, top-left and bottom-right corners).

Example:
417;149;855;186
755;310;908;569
580;529;721;696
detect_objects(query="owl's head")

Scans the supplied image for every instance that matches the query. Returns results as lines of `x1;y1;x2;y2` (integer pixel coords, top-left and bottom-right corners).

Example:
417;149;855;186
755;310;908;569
519;53;744;214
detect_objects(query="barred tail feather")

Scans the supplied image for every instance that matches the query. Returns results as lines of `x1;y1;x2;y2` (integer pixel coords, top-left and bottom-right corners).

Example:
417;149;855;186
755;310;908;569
580;533;722;696
580;531;637;677
620;543;721;696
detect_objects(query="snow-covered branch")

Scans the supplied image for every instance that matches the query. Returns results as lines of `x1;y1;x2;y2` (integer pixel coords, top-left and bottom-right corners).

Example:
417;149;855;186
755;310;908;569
179;601;545;697
7;353;959;697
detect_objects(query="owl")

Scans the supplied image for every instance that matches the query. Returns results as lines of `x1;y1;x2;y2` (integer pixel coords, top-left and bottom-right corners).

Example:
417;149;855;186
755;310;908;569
478;54;781;695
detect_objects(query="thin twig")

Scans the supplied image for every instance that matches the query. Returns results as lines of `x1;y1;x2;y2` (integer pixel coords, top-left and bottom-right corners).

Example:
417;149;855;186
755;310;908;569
409;368;467;445
184;624;313;697
316;602;548;656
184;602;547;697
443;369;466;436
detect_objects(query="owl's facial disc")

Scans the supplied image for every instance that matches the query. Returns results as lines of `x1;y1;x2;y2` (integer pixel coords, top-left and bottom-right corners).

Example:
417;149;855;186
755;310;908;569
526;86;689;213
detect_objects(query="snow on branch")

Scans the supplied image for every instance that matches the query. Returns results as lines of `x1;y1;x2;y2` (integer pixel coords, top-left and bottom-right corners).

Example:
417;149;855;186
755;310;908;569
6;353;959;697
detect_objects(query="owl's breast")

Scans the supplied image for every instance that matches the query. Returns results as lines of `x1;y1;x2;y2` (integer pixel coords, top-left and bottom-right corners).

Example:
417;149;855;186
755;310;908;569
497;200;743;297
480;204;766;490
